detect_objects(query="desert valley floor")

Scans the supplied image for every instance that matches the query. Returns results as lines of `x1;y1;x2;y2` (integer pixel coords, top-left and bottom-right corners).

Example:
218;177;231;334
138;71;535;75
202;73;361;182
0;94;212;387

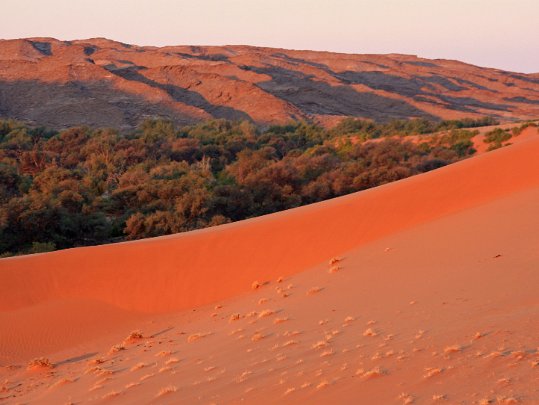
1;128;538;404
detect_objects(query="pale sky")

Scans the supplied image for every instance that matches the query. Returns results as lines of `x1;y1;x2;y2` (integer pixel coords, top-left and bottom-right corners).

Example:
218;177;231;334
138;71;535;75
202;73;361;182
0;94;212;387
1;0;538;73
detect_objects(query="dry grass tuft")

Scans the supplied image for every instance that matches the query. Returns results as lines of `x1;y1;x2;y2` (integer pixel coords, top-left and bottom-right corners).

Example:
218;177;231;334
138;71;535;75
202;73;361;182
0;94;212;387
320;349;334;358
130;362;147;372
496;397;519;404
229;313;241;322
102;390;121;400
258;309;275;318
140;373;155;382
398;392;414;404
328;265;341;274
237;370;252;382
252;281;262;290
328;257;342;265
307;286;323;296
27;357;54;370
343;316;355;325
251;332;266;342
282;340;298;347
423;367;443;379
156;386;177;397
284;387;296;395
432;394;446;401
312;341;329;350
356;367;386;379
165;357;180;366
274;317;289;324
108;344;126;354
50;377;75;389
473;331;485;340
87;358;105;366
188;333;209;343
277;276;284;283
510;351;526;360
363;328;378;337
155;350;172;357
443;345;462;355
316;380;330;389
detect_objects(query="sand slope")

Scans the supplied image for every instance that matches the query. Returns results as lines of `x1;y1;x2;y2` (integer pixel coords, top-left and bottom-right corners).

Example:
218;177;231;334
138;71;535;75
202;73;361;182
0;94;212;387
0;128;538;403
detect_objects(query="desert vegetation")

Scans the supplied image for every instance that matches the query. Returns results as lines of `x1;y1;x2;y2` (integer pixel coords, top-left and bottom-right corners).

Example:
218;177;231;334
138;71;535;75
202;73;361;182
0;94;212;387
0;117;518;257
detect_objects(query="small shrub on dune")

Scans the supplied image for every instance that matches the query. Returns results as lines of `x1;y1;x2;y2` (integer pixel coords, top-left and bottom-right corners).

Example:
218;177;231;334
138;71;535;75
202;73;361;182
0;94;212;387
124;330;144;344
252;281;262;290
27;357;54;370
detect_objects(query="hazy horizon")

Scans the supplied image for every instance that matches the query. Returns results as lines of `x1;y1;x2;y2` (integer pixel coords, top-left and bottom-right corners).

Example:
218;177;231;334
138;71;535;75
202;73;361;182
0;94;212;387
1;0;538;73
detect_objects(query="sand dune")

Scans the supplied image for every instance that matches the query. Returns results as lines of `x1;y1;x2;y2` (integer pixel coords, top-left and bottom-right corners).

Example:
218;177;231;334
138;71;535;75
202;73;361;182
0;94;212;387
0;128;538;403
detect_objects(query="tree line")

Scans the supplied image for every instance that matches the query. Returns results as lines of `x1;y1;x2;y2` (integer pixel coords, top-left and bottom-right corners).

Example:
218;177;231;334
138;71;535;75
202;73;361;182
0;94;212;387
0;117;500;257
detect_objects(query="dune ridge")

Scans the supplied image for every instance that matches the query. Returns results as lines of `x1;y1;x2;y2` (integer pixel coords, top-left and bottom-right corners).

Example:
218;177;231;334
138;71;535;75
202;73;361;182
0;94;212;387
1;127;538;315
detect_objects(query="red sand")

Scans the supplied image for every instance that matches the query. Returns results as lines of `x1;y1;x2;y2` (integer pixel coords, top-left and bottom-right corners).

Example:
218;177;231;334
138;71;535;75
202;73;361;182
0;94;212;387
0;128;538;404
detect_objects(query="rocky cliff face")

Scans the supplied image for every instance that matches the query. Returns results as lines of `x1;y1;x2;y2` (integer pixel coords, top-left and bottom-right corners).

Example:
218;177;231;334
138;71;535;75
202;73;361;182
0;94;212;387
1;37;538;128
